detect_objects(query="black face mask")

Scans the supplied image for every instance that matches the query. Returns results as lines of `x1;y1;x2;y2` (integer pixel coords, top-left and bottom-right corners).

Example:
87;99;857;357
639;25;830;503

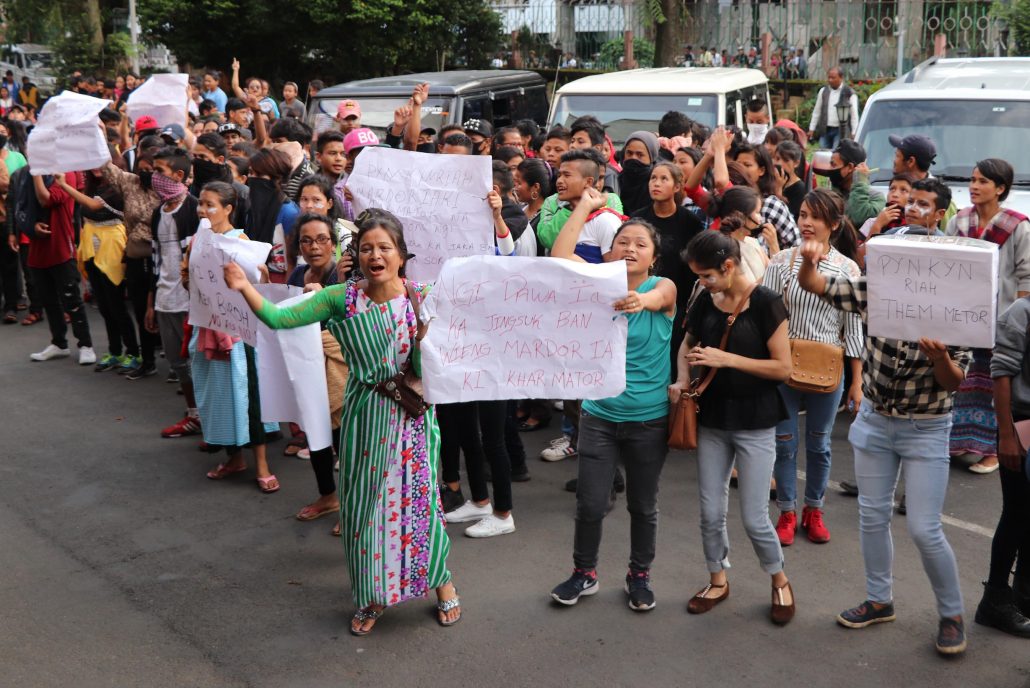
0;134;8;149
416;142;436;155
827;167;847;189
193;158;228;188
138;170;153;190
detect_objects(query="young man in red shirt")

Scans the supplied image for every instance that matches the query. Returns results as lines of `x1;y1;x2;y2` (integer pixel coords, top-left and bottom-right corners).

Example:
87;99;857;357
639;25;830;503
28;172;95;364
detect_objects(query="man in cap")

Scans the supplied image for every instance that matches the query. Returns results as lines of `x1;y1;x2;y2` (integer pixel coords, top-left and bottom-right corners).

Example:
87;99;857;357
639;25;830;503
160;123;187;147
888;133;958;226
463;118;494;155
336;100;362;135
217;123;250;147
823;139;885;228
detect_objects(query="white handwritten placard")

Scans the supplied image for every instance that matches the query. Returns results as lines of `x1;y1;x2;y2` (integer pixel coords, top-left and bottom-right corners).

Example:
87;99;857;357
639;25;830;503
347;146;493;282
187;225;271;346
419;256;629;403
254;284;332;451
27;91;112;174
127;73;189;129
865;235;998;348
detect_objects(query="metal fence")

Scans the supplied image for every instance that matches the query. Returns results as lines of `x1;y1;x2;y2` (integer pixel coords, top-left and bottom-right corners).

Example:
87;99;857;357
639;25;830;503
490;0;1005;78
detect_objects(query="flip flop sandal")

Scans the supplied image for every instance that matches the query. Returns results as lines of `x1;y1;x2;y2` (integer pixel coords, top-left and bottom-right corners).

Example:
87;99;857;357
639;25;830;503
20;312;43;326
206;463;246;480
331;523;342;537
350;607;382;636
283;436;307;456
518;419;550;432
436;595;462;627
3;313;17;324
257;475;280;493
296;503;339;521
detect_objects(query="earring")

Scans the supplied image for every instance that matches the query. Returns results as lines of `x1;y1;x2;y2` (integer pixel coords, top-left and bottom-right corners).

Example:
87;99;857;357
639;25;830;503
531;192;538;200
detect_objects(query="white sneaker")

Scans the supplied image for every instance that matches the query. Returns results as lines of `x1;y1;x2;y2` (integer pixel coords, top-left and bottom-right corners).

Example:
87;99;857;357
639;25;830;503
78;346;97;365
30;344;71;361
465;514;515;538
445;500;493;523
553;400;564;411
540;435;577;462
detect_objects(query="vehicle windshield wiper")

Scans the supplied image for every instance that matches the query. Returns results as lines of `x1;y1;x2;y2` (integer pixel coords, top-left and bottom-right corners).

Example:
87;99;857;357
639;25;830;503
937;175;971;183
1009;179;1030;187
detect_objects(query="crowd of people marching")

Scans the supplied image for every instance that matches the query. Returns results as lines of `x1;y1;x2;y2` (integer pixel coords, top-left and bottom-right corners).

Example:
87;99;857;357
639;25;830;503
1;64;1029;654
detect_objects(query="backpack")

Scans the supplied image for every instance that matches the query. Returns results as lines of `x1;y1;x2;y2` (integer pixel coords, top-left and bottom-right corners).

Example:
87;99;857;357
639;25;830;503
10;167;49;238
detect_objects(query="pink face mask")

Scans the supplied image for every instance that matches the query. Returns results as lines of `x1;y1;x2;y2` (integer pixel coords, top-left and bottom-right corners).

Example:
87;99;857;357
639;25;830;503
151;171;187;201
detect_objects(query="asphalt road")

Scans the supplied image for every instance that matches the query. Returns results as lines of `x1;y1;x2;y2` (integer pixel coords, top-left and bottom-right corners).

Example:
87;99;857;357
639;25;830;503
2;308;1029;688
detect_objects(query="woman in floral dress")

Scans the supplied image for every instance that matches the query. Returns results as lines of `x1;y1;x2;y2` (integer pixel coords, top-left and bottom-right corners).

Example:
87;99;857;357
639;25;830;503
223;208;460;636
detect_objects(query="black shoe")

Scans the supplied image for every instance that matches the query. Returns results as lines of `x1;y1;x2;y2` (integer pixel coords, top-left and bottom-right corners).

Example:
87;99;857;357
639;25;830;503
613;468;625;494
936;617;967;656
551;569;599;606
1015;577;1030;617
511;468;531;482
974;583;1030;638
166;370;180;384
125;362;158;380
625;569;656;612
896;493;907;515
565;477;578;493
839;479;859;496
836;600;897;628
441;486;464;514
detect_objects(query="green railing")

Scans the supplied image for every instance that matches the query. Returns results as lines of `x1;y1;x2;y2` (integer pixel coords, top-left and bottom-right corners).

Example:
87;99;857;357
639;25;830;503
490;0;1005;78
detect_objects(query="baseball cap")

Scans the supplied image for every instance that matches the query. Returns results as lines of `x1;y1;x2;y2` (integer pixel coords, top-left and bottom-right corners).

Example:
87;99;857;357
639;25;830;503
463;118;493;138
420;127;437;137
135;115;159;133
343;128;380;155
834;139;867;166
336;100;361;119
160;123;186;143
888;133;937;169
217;123;252;140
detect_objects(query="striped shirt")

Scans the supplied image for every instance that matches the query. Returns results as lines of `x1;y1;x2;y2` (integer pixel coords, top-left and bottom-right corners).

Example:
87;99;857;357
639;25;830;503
761;246;864;359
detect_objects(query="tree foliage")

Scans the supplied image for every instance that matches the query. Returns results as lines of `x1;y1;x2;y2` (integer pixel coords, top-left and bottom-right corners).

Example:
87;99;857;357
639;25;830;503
597;37;655;71
994;0;1030;54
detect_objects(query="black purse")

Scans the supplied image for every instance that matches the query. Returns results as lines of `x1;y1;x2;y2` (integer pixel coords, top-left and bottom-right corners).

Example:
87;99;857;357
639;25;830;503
373;282;429;417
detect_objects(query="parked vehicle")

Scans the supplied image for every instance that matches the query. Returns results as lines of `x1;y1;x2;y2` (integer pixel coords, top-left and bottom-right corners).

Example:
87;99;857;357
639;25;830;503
0;43;57;92
307;70;548;139
548;67;771;148
855;57;1030;215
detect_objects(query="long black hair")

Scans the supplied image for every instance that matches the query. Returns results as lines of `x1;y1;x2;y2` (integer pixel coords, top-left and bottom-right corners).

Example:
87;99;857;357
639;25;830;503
355;208;410;278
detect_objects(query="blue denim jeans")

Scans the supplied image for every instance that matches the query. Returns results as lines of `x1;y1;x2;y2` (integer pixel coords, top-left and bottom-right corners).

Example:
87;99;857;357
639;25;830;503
848;400;964;618
774;381;844;512
819;127;841;150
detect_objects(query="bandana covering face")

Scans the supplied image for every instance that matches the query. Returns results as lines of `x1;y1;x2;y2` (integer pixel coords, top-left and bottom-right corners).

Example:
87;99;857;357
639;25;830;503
151;171;187;201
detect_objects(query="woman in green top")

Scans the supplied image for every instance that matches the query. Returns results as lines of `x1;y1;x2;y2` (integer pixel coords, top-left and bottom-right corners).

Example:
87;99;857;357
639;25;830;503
223;209;460;637
548;186;677;612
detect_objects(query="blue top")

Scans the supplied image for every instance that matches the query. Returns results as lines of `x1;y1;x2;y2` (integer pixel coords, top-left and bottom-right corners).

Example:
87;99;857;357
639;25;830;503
202;87;228;113
583;275;673;423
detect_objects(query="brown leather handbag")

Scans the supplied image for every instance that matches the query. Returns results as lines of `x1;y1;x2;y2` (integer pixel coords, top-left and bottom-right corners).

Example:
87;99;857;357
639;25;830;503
782;249;844;394
669;284;757;450
373;282;430;418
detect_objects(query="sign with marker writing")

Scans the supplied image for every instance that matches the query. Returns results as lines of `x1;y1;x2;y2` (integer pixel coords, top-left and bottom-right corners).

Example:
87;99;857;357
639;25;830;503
126;73;189;129
187;225;272;346
347;146;493;282
27;91;112;174
865;235;998;348
419;256;629;403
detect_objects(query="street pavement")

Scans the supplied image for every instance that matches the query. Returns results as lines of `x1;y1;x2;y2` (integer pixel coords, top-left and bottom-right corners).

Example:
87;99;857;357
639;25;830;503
2;307;1029;688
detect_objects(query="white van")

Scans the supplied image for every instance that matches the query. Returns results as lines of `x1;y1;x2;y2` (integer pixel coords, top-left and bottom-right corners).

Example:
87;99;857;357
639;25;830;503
855;57;1030;215
548;67;771;148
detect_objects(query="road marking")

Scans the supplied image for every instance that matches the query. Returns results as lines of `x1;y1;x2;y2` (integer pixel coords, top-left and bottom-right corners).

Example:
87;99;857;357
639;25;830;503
795;472;995;538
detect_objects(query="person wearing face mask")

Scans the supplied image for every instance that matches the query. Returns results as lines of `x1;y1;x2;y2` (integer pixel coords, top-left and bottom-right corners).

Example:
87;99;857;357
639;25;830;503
245;148;300;281
814;139;884;229
745;99;771;146
190;132;250;228
618;131;660;216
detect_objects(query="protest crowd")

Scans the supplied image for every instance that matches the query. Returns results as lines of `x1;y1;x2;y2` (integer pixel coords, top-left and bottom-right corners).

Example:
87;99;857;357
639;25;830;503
2;62;1030;655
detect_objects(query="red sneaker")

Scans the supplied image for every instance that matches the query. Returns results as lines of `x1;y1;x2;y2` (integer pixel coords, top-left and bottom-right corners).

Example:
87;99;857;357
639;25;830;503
775;511;797;546
161;415;202;438
802;506;831;543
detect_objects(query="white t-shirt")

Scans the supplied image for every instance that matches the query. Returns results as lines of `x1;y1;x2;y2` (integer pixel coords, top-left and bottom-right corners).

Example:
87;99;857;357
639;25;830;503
155;202;190;313
573;209;621;264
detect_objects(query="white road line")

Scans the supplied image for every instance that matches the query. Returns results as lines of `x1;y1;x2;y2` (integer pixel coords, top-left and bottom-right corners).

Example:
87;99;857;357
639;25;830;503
796;471;995;538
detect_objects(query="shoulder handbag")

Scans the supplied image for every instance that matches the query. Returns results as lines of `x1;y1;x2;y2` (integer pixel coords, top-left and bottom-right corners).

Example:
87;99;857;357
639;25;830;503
782;248;845;394
373;282;430;417
669;283;757;450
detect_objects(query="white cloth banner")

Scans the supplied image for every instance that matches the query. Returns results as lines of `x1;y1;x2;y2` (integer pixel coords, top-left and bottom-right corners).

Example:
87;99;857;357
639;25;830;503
187;224;271;346
865;235;999;348
347;147;493;282
27;91;112;174
420;256;629;403
127;73;189;129
254;284;332;451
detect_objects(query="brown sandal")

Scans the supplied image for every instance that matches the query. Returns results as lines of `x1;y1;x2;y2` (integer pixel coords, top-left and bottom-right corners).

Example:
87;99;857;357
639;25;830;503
771;581;795;625
687;581;729;614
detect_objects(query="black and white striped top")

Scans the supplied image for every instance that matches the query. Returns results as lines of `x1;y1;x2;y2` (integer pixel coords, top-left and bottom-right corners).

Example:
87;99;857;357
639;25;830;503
761;246;864;359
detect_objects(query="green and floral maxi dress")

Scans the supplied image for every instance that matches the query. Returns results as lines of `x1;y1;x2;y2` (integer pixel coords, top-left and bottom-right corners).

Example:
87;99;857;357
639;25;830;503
255;280;452;608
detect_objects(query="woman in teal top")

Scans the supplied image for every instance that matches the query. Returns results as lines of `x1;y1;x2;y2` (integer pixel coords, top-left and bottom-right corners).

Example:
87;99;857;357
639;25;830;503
548;186;677;612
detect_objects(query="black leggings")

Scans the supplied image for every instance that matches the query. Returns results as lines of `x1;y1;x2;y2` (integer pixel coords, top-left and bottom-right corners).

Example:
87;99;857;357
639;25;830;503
988;465;1030;586
438;402;487;491
309;430;340;496
85;260;138;357
124;257;157;366
0;238;20;313
478;400;513;513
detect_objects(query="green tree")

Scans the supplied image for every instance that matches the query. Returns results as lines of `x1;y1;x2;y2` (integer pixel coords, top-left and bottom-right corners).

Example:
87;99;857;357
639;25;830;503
995;0;1030;53
597;36;655;71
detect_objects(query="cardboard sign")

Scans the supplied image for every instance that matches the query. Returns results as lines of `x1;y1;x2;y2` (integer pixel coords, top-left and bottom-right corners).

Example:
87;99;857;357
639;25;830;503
27;91;112;174
127;73;189;129
865;235;999;348
420;256;629;403
347;147;493;282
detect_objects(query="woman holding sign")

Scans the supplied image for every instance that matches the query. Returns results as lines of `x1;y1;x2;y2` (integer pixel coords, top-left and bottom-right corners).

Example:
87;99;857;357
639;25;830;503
947;158;1030;475
222;208;461;636
549;186;677;612
672;230;796;626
